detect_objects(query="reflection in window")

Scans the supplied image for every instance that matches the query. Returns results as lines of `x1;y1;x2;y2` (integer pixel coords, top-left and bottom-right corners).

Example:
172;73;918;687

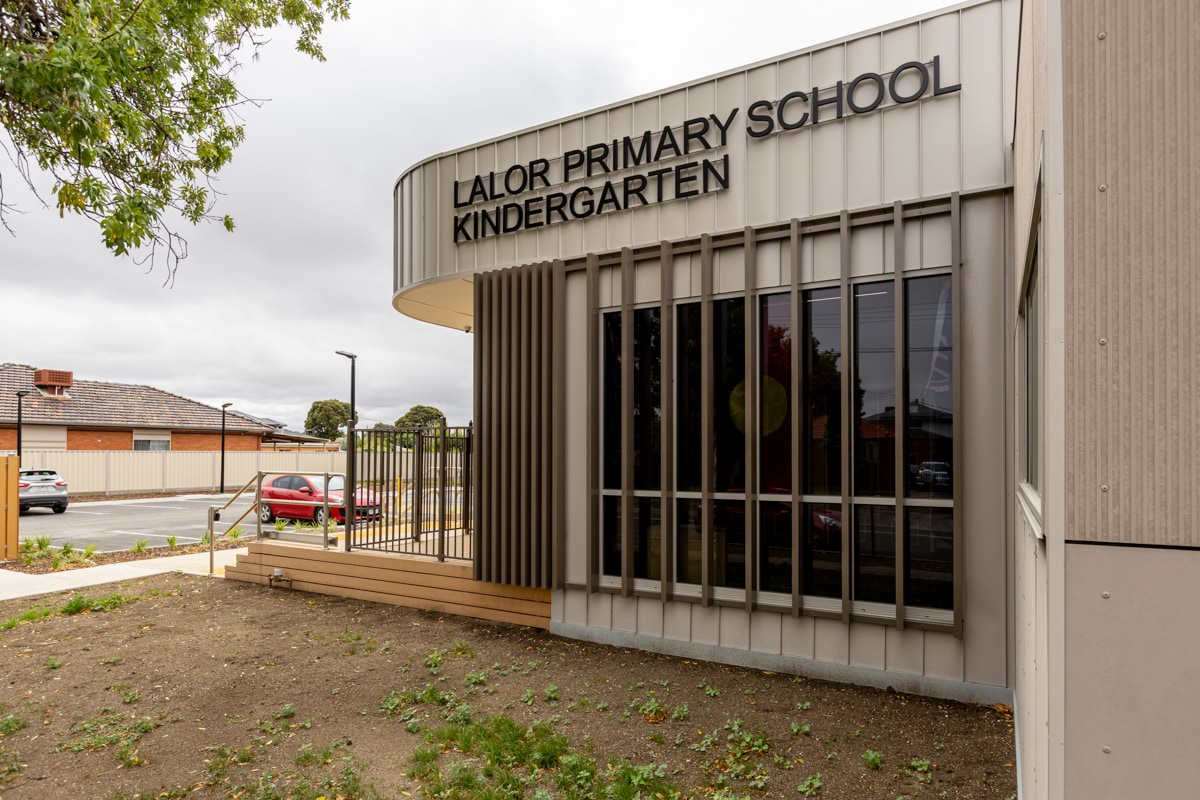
803;503;842;598
760;502;791;593
905;507;953;609
1023;261;1039;489
676;499;702;584
854;282;896;497
633;308;662;491
906;275;953;499
603;497;662;581
803;288;841;495
854;505;896;603
602;496;620;577
712;501;746;589
760;294;792;494
677;303;702;493
713;299;746;493
602;312;621;490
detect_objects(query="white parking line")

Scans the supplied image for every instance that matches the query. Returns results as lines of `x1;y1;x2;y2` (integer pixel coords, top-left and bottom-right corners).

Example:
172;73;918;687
66;510;109;516
119;505;187;511
108;531;201;540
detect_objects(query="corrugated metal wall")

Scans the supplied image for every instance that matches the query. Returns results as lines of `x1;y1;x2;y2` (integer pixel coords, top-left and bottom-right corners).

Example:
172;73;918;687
395;0;1011;302
1063;0;1200;546
472;261;566;588
18;450;347;495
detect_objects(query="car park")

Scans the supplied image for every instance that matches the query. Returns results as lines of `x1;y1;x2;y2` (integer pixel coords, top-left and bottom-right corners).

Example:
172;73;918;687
258;474;381;525
18;468;69;514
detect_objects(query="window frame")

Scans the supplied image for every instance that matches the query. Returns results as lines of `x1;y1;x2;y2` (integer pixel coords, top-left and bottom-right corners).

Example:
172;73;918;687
591;200;964;633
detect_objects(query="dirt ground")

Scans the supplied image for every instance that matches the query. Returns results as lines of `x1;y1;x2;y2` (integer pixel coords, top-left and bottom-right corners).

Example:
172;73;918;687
0;575;1016;799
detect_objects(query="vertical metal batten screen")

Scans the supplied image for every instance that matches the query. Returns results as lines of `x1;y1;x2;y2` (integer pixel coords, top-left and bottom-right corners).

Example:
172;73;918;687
473;261;564;589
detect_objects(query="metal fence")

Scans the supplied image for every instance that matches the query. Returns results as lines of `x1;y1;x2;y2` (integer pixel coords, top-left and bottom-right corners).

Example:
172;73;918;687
347;424;473;561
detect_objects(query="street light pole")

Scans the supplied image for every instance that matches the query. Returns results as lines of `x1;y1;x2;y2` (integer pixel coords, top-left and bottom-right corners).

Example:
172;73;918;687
335;351;357;551
220;402;232;494
14;390;29;465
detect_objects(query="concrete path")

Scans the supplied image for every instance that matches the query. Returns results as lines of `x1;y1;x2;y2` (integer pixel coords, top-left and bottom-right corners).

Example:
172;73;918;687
0;548;247;602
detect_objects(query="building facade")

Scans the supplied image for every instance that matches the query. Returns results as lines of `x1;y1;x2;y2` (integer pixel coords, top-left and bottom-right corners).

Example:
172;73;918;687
392;0;1200;796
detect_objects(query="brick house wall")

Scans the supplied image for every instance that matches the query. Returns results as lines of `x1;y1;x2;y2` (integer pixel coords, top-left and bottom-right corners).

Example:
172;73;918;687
171;431;261;451
66;429;135;451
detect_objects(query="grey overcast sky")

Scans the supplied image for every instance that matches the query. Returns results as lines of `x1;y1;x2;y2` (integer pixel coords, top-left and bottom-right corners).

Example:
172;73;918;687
1;0;947;431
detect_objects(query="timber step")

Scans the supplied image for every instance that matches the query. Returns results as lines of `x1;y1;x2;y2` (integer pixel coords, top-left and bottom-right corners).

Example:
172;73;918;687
225;541;550;629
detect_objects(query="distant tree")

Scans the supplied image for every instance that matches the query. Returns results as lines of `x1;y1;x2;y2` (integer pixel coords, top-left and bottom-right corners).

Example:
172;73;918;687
304;399;351;440
0;0;349;278
394;405;446;429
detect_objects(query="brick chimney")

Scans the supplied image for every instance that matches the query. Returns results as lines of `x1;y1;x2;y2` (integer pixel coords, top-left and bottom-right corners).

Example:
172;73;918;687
34;369;73;396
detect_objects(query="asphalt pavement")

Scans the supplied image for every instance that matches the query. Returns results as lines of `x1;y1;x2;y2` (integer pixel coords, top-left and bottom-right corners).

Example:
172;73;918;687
17;494;260;553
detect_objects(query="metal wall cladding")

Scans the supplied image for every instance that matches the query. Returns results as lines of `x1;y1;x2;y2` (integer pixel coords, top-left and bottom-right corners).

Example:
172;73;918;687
1063;0;1200;547
394;0;1013;300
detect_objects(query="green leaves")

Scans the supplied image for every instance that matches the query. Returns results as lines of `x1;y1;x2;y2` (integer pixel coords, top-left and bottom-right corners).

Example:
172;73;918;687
1;0;349;273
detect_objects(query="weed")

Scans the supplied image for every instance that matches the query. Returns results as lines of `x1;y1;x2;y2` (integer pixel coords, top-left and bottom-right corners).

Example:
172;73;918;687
634;693;666;723
165;535;177;549
83;544;98;559
116;744;145;768
58;712;160;764
796;700;813;711
934;741;945;751
450;639;474;658
273;518;287;532
464;671;487;687
862;749;885;770
60;541;74;556
670;704;690;721
122;690;140;705
798;772;824;797
0;714;27;736
45;656;62;670
595;700;609;712
543;684;560;703
99;656;123;666
423;648;446;675
294;742;334;767
698;682;721;698
907;758;933;782
131;539;149;553
273;703;297;720
649;732;666;745
791;722;813;737
520;689;536;706
225;526;243;541
0;744;20;781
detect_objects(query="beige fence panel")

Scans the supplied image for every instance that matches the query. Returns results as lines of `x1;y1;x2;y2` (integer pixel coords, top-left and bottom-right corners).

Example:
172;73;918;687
16;450;348;496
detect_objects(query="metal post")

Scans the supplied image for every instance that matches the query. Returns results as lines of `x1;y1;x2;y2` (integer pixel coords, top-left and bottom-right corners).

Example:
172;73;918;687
220;402;232;494
345;422;356;552
322;471;331;550
207;506;216;575
413;430;424;543
438;421;448;561
254;473;264;540
14;391;28;465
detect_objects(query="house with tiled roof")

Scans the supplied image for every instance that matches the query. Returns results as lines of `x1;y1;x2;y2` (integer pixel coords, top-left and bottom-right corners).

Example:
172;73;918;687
0;364;274;452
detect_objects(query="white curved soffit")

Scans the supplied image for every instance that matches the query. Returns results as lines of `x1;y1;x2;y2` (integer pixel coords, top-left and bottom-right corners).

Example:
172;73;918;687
392;275;474;331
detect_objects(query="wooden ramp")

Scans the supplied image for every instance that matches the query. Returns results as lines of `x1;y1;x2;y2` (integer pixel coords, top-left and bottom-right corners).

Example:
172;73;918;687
225;541;550;629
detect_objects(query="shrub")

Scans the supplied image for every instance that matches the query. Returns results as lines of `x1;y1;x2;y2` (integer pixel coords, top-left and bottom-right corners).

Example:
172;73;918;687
165;535;177;548
131;539;149;553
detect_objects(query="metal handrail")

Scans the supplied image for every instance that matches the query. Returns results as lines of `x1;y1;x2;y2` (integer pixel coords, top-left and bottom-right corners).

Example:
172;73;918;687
206;470;348;574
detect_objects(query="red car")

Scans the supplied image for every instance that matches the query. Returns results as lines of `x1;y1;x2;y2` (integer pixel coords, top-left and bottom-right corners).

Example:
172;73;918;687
259;475;381;525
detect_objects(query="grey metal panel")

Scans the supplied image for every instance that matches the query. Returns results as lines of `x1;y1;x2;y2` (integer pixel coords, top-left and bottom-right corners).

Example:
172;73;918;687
893;202;907;629
637;597;665;638
552;260;566;589
660;241;675;602
849;623;886;669
790;219;803;616
586;255;600;592
838;211;852;624
473;272;486;581
1062;0;1200;548
951;193;964;636
700;234;714;605
743;227;757;611
620;248;635;596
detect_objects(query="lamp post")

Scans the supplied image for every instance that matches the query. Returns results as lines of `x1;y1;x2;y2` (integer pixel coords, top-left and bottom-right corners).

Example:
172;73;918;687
335;351;357;550
14;390;29;464
220;402;232;494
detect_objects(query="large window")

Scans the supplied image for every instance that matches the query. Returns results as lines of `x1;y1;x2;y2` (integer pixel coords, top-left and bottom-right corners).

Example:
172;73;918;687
1022;256;1040;490
598;239;957;620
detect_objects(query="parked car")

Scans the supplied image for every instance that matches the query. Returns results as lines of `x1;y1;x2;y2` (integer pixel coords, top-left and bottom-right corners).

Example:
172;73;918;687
258;475;381;525
917;461;952;488
18;468;69;514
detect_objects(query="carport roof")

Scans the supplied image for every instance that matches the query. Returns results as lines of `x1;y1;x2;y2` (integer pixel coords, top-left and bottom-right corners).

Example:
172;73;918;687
0;363;273;433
